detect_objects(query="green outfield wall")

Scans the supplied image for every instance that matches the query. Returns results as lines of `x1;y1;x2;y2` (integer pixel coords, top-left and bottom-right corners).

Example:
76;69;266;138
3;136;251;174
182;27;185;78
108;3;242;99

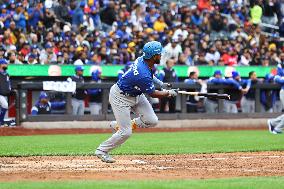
7;65;276;78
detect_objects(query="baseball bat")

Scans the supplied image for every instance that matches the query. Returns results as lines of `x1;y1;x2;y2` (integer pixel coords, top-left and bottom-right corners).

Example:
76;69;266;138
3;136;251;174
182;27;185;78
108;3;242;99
178;91;230;100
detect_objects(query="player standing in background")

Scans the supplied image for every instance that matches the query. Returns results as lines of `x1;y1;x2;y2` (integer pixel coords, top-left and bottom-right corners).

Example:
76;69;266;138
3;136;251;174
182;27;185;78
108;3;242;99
223;71;248;113
267;75;284;134
240;71;258;113
95;41;177;163
31;92;66;115
87;70;103;115
158;58;178;113
68;66;86;115
184;71;203;113
205;70;227;113
261;74;277;113
0;59;10;126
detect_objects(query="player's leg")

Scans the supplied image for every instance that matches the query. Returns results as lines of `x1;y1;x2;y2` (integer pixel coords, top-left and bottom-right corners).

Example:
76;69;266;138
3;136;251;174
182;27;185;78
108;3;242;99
168;97;176;113
0;95;8;125
97;85;134;153
71;98;79;115
205;99;217;113
241;97;249;113
132;94;158;128
90;102;102;115
270;114;284;131
78;100;84;115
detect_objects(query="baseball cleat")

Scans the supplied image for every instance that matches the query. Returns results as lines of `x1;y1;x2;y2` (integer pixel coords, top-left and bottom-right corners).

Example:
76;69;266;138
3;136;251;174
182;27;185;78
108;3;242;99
267;119;275;134
95;149;116;163
271;129;282;134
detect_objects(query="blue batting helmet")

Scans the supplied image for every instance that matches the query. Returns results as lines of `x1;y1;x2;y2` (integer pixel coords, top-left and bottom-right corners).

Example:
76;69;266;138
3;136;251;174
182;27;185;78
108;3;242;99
142;41;163;59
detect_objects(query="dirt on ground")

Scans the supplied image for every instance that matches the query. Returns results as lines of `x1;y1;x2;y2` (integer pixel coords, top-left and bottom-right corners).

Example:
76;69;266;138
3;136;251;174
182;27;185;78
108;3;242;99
0;151;284;181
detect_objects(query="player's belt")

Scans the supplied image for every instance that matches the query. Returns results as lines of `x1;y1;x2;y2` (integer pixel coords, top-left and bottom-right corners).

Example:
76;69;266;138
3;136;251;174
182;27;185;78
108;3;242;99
120;91;137;97
116;84;137;97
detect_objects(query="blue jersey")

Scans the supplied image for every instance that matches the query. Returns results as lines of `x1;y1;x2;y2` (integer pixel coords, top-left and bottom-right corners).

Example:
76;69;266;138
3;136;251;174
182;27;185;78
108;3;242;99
117;57;155;96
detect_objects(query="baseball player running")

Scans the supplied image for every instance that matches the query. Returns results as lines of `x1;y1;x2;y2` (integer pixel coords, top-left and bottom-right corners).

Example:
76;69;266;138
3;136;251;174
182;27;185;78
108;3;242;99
267;75;284;134
95;41;177;163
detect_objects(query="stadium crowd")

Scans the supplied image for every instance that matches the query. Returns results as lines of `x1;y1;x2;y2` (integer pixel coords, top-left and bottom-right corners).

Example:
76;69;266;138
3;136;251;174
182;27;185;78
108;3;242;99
0;0;284;66
2;0;284;121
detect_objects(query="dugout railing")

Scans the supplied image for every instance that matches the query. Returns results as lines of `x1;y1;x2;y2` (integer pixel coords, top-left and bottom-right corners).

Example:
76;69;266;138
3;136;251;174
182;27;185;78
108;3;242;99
15;82;283;125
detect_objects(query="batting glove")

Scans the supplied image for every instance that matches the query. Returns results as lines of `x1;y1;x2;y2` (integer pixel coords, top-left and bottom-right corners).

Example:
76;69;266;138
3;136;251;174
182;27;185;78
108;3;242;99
164;89;177;97
161;83;172;90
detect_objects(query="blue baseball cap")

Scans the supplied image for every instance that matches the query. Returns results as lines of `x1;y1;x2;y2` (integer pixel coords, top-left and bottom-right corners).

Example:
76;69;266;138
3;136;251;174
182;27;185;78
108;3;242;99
91;70;101;81
75;66;84;72
39;92;48;99
28;54;36;59
232;71;240;79
142;41;163;59
0;58;7;65
45;43;53;49
214;70;222;76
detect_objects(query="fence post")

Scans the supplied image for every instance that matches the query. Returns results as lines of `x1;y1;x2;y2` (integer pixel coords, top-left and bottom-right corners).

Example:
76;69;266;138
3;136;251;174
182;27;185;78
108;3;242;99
66;93;72;114
15;90;20;126
255;88;261;112
218;88;224;113
101;89;109;114
181;93;187;113
19;89;27;122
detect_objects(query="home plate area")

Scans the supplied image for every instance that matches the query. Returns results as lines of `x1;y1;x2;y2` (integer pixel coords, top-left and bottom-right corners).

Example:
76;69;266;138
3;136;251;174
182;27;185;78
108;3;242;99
0;151;284;181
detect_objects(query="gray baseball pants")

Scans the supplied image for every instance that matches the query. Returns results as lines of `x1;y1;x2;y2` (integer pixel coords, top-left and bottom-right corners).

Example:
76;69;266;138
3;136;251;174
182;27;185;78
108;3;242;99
97;84;158;153
71;98;85;115
241;97;255;113
224;100;238;113
205;99;218;113
0;95;8;109
270;89;284;130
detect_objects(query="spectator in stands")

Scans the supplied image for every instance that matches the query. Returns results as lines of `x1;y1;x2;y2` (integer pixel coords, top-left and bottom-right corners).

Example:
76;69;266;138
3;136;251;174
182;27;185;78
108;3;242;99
31;92;66;115
241;71;259;113
88;70;102;115
68;66;86;115
206;70;227;113
158;58;178;113
39;43;57;64
205;45;220;65
26;54;38;64
72;1;84;29
184;71;203;113
250;1;263;24
161;38;182;65
100;1;116;31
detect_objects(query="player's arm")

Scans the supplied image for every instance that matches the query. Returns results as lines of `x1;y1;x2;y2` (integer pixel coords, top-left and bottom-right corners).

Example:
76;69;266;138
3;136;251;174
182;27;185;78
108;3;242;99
143;77;176;98
149;90;173;98
274;75;284;84
31;106;38;115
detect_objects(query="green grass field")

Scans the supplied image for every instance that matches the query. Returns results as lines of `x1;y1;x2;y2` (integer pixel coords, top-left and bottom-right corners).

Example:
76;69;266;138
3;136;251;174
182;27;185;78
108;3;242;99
0;130;284;156
0;130;283;189
1;177;284;189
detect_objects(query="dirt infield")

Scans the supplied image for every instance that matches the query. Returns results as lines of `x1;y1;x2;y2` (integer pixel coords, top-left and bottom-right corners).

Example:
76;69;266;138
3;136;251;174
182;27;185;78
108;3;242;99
0;151;284;181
